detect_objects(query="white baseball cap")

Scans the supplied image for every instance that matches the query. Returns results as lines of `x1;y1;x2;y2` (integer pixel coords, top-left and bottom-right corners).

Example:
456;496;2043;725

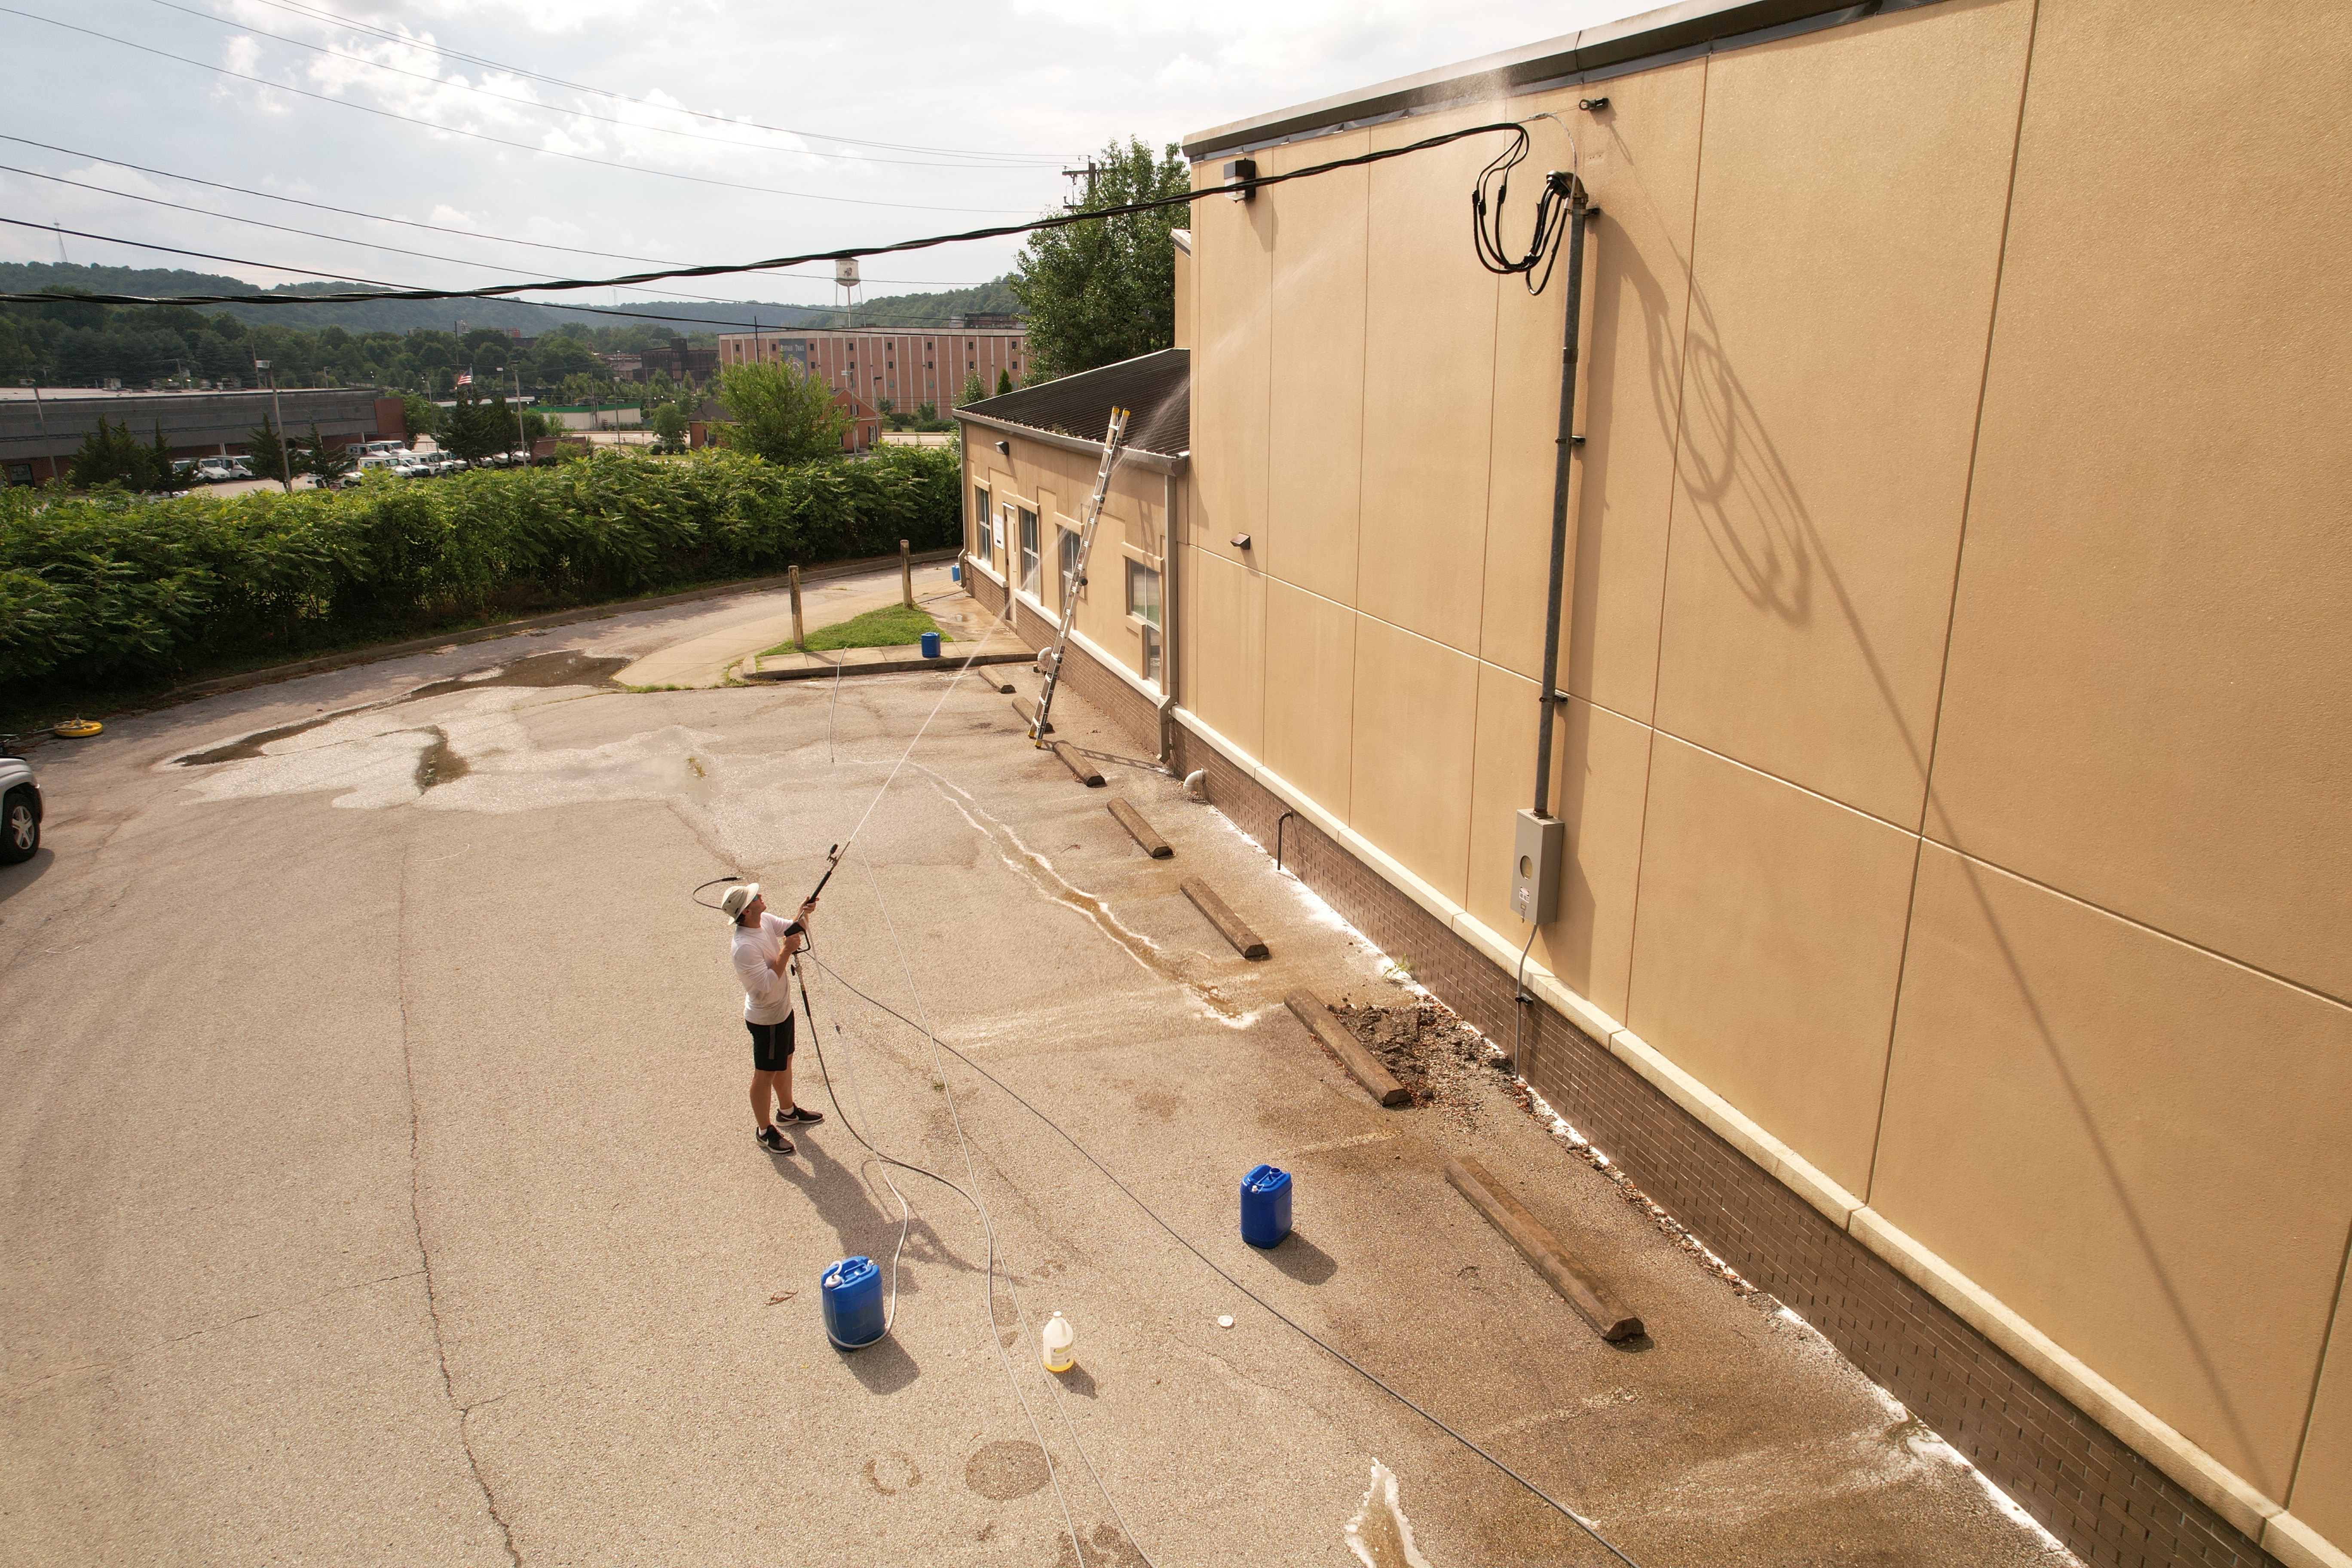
720;883;762;921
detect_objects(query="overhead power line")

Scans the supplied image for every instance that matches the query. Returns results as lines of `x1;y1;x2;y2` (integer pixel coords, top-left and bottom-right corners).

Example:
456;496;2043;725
0;135;992;288
0;9;1041;214
0;154;998;292
0;217;1016;333
0;120;1533;311
241;0;1081;164
133;0;1065;172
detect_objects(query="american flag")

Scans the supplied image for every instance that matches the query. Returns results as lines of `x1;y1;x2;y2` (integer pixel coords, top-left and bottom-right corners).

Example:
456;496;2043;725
456;371;473;386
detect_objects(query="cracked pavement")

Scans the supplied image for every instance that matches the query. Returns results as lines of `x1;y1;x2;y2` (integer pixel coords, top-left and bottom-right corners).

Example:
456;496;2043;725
1;573;2079;1565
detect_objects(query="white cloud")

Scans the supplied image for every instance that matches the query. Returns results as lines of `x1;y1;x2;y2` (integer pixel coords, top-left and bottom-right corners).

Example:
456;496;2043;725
6;0;1649;290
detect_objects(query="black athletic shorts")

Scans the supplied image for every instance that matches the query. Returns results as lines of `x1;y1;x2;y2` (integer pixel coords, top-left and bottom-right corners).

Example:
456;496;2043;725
747;1015;795;1072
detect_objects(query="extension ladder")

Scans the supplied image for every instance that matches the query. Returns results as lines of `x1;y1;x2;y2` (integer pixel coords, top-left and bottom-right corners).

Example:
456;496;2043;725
1029;406;1131;744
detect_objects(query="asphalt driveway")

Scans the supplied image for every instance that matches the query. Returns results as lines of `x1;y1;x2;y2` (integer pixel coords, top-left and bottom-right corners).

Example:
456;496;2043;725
0;588;2077;1567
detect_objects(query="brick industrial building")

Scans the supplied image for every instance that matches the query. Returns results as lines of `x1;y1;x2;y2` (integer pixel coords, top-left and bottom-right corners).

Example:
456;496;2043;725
717;322;1029;411
1;385;404;485
958;4;2352;1568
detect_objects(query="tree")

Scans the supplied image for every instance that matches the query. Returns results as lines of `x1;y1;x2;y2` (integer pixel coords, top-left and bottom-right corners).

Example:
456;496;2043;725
147;423;176;493
306;422;355;485
1008;137;1191;380
65;417;143;490
712;361;847;465
440;389;509;463
400;393;440;446
650;403;689;454
248;415;295;491
995;368;1014;396
958;371;988;407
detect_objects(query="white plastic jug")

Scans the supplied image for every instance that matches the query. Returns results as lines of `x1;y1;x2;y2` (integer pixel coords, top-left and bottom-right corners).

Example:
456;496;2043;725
1040;1311;1076;1373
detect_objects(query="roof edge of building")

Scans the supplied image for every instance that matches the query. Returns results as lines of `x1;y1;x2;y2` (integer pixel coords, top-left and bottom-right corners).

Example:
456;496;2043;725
1181;0;1934;159
951;406;1188;474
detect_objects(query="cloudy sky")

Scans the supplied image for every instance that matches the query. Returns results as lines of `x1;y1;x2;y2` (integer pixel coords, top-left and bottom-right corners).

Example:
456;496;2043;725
0;0;1647;317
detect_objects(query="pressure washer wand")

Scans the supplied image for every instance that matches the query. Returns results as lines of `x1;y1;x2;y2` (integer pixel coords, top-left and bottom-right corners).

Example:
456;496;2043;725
804;842;844;904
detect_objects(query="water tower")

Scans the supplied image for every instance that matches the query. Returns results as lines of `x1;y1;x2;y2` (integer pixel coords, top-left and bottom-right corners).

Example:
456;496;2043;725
834;257;862;318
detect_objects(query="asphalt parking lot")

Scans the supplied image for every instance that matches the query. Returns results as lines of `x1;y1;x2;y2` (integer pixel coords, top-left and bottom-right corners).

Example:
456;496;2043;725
0;578;2080;1566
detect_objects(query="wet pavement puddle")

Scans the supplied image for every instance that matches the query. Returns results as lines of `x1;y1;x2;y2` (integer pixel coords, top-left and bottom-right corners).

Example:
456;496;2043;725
173;650;630;768
1345;1462;1434;1568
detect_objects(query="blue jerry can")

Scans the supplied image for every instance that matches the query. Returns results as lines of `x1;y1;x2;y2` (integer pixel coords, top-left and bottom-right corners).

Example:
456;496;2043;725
951;563;963;584
1240;1164;1293;1248
920;630;942;658
821;1256;886;1348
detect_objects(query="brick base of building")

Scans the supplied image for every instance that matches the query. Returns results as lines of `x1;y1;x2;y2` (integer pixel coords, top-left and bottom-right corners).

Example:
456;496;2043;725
1163;724;2278;1568
967;563;1166;758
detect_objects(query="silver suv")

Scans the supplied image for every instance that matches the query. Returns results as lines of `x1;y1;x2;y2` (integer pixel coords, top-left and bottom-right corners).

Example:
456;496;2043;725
0;738;40;864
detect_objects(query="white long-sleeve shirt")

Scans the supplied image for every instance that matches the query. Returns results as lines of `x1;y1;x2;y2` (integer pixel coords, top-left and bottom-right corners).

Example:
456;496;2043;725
731;912;796;1025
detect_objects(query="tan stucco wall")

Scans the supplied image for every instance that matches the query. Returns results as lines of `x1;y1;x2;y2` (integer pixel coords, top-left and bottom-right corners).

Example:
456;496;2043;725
1179;0;2352;1538
962;428;1175;686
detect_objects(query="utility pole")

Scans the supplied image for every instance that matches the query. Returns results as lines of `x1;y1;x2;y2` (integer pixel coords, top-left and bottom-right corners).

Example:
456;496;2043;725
255;357;292;491
512;367;528;463
1059;160;1101;211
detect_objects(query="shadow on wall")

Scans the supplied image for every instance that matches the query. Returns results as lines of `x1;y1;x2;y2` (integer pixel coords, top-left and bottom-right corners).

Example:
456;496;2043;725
1647;270;2268;1480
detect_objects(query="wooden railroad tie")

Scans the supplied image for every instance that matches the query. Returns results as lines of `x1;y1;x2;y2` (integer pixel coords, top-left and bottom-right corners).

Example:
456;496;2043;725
1053;741;1105;787
1283;989;1408;1106
1012;695;1052;733
1184;878;1268;959
1446;1155;1644;1342
1107;798;1173;858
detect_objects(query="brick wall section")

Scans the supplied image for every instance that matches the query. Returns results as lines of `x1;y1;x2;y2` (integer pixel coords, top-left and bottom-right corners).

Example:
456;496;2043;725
1166;720;2279;1568
971;565;1165;756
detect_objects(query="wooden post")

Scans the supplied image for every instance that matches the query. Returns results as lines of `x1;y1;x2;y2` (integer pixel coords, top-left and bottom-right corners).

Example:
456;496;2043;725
900;539;913;607
1284;991;1407;1105
1107;798;1172;858
1183;878;1269;960
1445;1156;1644;1342
789;565;805;649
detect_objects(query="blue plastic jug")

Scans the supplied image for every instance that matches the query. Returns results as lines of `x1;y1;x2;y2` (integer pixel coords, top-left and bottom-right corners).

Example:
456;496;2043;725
1240;1164;1293;1248
950;563;962;584
920;630;942;659
821;1256;886;1348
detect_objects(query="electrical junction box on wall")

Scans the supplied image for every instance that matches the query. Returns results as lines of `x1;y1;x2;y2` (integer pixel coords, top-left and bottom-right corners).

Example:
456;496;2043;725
1512;810;1565;927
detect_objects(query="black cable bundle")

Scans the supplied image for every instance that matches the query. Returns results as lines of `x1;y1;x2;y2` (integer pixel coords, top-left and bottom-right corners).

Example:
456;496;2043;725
1470;126;1583;294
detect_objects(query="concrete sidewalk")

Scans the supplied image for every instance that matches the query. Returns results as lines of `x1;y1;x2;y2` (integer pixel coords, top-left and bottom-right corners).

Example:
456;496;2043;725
614;560;967;689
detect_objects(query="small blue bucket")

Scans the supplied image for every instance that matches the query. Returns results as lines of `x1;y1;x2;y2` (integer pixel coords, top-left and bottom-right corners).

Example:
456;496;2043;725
951;563;963;584
821;1256;887;1349
920;630;942;659
1240;1164;1293;1249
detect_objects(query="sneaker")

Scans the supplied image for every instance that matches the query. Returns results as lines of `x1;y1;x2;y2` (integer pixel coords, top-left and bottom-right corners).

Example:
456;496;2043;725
778;1105;826;1126
755;1126;795;1155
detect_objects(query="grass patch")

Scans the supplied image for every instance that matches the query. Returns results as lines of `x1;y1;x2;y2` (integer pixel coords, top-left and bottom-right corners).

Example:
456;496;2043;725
765;602;947;655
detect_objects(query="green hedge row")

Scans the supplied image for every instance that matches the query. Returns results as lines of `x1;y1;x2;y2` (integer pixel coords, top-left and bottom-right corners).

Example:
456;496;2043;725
0;444;960;693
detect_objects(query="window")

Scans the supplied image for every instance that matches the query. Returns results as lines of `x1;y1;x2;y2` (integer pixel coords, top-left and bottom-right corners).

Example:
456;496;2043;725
972;485;990;557
1126;559;1162;684
1125;559;1161;625
1018;508;1041;595
1058;527;1083;607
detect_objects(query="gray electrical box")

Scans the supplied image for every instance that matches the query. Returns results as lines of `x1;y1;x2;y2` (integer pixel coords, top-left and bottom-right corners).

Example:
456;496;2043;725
1511;810;1565;926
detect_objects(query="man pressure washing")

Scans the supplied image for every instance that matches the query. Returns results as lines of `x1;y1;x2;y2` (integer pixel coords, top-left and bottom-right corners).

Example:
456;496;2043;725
722;883;825;1155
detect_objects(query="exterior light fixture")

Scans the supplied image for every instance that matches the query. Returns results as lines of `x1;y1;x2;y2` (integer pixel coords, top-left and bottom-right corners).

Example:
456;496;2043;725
995;440;1011;456
1222;159;1258;202
1230;533;1252;549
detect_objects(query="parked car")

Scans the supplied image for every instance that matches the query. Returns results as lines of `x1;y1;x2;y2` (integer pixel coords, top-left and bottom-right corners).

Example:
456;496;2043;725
194;457;238;483
0;737;40;865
